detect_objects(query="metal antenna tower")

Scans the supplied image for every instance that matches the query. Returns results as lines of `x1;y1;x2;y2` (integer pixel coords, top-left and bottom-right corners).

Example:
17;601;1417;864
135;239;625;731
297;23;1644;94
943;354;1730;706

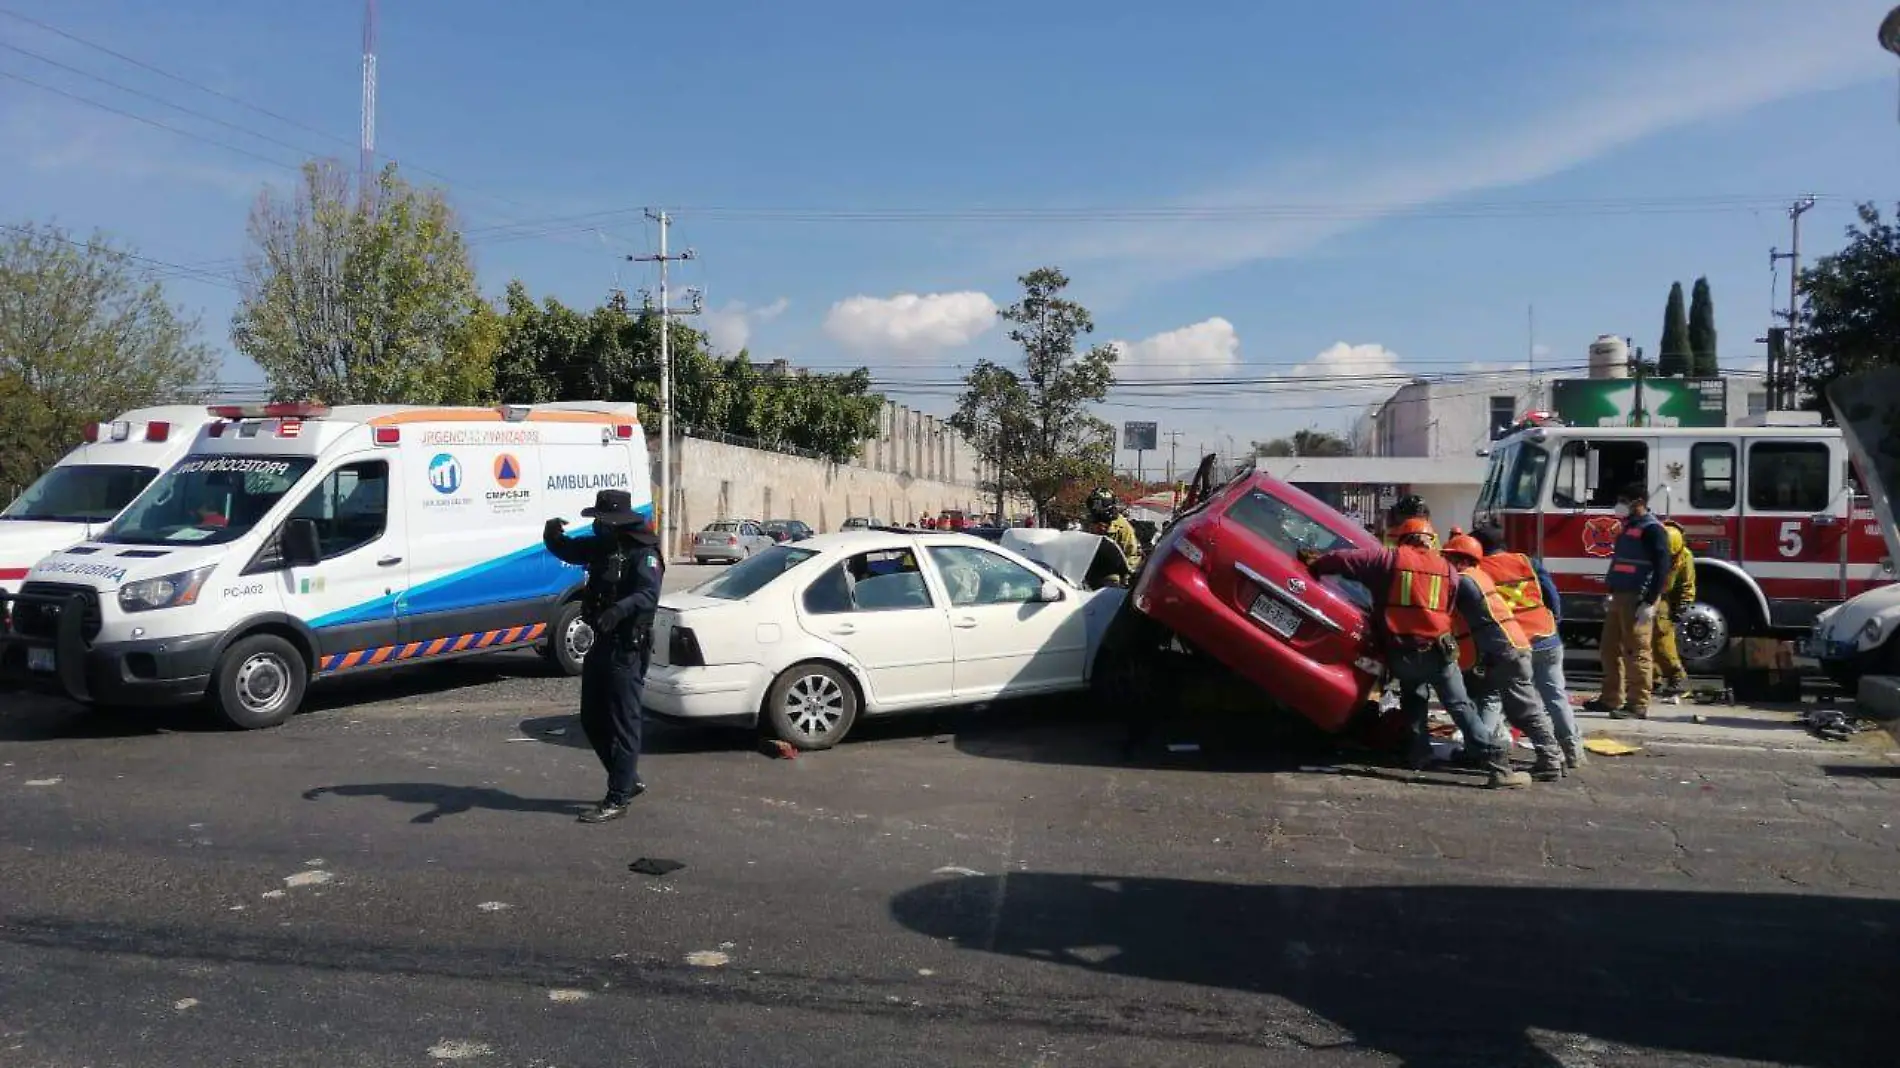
359;0;378;205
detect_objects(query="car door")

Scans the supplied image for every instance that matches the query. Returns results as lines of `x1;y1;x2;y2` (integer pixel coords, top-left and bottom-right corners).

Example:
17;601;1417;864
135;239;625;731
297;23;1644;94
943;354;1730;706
924;543;1085;699
279;457;409;669
795;547;954;708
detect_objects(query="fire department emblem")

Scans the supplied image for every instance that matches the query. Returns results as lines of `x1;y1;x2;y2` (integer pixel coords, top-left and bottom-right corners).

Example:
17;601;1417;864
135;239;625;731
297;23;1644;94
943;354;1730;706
1667;461;1684;481
1582;516;1621;558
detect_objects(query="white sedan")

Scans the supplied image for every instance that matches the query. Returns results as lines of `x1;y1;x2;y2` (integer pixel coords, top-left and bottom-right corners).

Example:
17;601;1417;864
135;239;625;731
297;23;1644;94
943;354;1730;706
644;530;1126;749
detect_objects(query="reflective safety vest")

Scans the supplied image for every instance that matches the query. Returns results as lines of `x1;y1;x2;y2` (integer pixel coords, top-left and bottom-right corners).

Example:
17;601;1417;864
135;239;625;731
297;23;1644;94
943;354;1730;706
1606;513;1663;595
1477;551;1557;641
1451;566;1530;671
1382;546;1456;645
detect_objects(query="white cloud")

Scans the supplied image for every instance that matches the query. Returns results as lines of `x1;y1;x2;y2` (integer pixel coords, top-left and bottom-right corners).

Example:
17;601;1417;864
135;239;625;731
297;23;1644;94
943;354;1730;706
823;291;997;353
1284;342;1409;411
702;297;789;354
1040;4;1886;291
1109;317;1241;382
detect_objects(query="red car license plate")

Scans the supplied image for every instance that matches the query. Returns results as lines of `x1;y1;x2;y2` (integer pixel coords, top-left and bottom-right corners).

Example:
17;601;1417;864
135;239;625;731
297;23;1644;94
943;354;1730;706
1248;592;1301;638
27;646;55;673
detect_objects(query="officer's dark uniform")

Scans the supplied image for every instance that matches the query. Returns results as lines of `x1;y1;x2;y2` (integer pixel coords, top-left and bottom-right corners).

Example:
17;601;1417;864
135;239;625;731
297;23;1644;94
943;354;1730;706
543;489;664;823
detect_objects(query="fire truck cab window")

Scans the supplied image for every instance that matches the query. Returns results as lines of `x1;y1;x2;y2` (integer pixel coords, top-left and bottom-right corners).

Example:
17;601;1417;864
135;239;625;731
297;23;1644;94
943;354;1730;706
1747;442;1830;513
1552;440;1646;509
1689;443;1736;509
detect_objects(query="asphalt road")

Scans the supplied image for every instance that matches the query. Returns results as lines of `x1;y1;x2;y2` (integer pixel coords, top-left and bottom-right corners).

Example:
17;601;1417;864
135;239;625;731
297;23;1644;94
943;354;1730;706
2;563;1895;1067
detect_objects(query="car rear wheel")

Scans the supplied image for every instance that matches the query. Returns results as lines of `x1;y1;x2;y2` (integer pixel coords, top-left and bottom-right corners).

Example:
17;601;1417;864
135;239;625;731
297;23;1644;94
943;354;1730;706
211;633;307;730
764;662;858;750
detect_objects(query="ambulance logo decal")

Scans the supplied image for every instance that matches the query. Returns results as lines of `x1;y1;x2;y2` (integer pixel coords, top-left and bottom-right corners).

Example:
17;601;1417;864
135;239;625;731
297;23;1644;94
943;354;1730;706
1582;515;1621;558
428;454;462;495
493;453;522;489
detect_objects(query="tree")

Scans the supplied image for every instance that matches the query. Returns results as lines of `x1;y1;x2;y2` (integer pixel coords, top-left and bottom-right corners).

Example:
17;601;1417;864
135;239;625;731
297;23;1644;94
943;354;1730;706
1796;203;1900;411
1252;429;1351;457
232;160;494;405
1658;281;1691;377
953;267;1118;520
0;223;215;495
1688;276;1718;376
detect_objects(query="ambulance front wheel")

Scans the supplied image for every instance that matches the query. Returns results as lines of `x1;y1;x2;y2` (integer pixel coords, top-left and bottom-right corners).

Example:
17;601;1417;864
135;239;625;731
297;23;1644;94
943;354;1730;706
542;600;591;677
211;633;308;730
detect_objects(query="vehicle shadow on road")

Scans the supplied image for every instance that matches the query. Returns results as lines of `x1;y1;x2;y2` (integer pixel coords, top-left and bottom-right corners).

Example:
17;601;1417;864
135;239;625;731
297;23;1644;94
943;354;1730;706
0;699;226;741
890;872;1894;1068
301;783;588;823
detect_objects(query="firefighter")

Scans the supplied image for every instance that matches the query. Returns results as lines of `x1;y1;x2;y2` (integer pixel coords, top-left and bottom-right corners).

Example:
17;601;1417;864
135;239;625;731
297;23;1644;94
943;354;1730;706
1086;487;1143;572
543;490;665;824
1652;519;1696;697
1382;494;1437;549
1302;519;1512;783
1471;525;1586;769
1442;532;1566;782
1589;484;1672;721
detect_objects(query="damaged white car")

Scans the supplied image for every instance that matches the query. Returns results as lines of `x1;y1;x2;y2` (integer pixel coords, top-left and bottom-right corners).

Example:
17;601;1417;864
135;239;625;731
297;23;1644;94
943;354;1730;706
642;529;1128;749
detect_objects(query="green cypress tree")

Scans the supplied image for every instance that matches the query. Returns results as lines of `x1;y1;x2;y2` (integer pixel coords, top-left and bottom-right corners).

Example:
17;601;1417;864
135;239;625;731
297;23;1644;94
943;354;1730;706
1688;276;1718;376
1658;281;1691;377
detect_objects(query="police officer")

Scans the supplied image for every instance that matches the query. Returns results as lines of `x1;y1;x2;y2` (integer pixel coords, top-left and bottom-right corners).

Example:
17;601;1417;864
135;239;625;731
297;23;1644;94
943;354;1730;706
544;489;665;824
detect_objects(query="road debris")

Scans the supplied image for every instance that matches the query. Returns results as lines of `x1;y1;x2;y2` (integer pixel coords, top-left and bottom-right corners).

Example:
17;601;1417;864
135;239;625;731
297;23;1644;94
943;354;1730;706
932;865;984;877
283;869;334;888
761;739;799;760
685;950;730;967
1804;707;1876;742
427;1039;493;1060
547;989;591;1003
22;778;61;787
629;857;686;877
173;998;199;1011
1582;737;1642;757
476;901;511;912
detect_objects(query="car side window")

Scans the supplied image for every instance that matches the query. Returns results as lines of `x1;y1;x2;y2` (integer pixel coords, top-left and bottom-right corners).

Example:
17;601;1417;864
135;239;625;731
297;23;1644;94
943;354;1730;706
926;545;1043;607
288;460;388;559
801;549;935;614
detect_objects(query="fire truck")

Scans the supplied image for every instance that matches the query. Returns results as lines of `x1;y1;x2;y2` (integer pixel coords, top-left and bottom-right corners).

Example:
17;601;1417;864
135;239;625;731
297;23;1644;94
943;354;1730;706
1472;412;1893;672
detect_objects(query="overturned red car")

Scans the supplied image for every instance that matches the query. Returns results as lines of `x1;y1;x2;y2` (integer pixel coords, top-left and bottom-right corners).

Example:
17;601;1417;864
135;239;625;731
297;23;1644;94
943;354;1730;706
1098;457;1394;735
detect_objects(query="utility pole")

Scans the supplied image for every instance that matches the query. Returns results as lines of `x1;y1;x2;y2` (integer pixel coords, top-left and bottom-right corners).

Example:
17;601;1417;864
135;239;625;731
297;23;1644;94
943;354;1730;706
1162;429;1185;507
628;210;701;563
1768;194;1817;409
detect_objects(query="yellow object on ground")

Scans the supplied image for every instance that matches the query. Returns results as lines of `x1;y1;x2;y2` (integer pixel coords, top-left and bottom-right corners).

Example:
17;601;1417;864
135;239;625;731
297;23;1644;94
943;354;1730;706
1582;737;1643;756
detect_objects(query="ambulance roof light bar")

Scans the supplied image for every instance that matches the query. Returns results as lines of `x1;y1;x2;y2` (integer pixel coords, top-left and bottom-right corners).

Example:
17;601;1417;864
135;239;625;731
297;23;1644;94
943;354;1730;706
206;402;332;421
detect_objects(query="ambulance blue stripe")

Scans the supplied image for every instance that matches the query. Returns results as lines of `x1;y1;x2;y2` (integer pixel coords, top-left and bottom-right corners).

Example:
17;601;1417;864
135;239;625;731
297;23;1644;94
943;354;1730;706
306;506;651;631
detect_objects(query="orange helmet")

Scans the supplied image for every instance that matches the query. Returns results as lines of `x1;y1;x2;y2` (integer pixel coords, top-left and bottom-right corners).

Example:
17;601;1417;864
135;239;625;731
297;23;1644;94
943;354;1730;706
1442;532;1483;564
1391;516;1437;542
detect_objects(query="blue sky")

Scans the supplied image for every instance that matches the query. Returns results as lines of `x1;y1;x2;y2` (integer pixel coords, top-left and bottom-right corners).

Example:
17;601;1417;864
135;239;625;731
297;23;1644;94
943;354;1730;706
2;0;1895;470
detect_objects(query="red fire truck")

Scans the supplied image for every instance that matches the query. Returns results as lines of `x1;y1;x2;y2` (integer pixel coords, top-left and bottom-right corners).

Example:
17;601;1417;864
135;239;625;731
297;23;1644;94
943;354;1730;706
1472;413;1893;672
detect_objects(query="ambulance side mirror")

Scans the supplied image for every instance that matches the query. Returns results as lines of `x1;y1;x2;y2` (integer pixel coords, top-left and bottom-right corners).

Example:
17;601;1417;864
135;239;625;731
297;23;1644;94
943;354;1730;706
282;518;323;568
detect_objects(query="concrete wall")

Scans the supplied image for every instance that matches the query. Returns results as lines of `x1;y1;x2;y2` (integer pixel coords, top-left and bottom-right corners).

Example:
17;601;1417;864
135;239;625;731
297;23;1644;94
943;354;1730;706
658;436;1012;560
859;400;988;486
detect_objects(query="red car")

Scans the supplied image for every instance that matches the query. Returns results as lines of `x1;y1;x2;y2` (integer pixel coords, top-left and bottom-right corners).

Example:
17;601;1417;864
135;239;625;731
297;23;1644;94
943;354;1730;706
1106;460;1390;734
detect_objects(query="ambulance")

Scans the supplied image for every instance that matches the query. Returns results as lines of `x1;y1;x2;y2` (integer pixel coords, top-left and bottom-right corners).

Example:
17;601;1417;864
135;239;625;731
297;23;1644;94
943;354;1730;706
1;406;212;598
0;401;651;728
1473;411;1892;672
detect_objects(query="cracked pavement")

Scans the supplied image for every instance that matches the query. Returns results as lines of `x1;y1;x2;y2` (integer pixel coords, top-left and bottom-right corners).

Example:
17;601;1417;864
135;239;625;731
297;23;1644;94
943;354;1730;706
2;646;1897;1067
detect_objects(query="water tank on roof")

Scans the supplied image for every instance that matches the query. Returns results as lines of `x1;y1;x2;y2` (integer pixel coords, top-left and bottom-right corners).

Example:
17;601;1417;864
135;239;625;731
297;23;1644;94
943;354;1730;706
1588;335;1629;379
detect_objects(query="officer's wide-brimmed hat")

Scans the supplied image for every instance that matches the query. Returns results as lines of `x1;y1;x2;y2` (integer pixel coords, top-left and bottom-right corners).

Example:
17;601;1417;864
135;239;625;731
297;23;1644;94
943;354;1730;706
581;489;646;528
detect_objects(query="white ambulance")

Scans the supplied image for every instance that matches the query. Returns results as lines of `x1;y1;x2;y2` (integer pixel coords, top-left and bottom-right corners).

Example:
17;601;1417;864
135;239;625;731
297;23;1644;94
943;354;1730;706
0;401;651;728
1;406;212;598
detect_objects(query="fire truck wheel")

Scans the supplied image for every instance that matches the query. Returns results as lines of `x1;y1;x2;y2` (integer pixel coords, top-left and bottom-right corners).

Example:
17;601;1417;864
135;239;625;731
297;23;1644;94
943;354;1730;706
1676;587;1747;674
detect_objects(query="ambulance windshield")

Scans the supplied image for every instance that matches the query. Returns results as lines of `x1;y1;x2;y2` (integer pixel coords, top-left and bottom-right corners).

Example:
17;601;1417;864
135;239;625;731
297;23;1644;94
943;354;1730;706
101;454;316;546
1;464;160;523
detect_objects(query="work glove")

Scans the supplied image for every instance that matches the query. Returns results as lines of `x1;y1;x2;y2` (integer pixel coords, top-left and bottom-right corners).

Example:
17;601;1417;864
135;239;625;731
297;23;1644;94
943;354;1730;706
595;605;625;634
1635;602;1657;627
543;518;566;540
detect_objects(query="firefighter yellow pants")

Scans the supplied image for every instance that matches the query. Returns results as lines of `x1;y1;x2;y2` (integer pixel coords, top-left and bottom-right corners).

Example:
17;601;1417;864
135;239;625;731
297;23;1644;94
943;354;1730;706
1651;600;1685;683
1599;591;1655;713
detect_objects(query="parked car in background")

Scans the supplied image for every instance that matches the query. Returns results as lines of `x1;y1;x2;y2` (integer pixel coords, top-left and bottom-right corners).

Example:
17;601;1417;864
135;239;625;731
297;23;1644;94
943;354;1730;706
1102;456;1389;736
764;519;814;543
840;516;883;532
1807;583;1900;690
693;519;775;564
644;530;1126;749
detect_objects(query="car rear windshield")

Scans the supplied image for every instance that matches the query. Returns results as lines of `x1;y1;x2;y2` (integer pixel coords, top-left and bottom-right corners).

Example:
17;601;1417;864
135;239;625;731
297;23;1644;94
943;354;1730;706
1223;485;1353;558
692;544;822;600
706;521;742;533
1;463;160;523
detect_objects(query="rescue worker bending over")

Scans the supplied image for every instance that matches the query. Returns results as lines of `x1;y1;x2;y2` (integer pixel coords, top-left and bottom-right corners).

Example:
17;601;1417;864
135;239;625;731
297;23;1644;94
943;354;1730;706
1472;525;1585;768
1302;518;1485;777
1586;484;1672;721
1443;532;1566;784
1086;487;1143;576
1651;519;1696;698
544;489;665;824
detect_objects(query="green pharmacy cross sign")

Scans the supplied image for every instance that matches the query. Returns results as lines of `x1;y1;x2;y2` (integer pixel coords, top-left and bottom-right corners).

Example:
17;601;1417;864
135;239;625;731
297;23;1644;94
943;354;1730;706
1551;378;1727;429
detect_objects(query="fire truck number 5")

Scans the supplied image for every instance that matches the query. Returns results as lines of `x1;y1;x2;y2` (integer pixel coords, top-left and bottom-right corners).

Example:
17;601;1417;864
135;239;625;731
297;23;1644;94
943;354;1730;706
1473;414;1891;673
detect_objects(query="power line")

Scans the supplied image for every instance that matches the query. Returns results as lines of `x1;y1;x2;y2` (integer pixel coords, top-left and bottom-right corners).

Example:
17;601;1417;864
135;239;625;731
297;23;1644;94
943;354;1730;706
0;68;302;173
0;221;243;291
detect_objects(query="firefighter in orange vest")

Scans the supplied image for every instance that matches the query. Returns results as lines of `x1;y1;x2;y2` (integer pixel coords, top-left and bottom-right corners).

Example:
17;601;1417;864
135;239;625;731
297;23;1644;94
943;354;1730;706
1473;525;1585;768
1303;518;1491;778
1442;531;1566;782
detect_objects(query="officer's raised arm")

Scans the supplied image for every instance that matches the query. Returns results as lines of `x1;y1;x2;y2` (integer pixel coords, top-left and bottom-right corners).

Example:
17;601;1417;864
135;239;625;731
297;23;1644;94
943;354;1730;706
543;516;591;565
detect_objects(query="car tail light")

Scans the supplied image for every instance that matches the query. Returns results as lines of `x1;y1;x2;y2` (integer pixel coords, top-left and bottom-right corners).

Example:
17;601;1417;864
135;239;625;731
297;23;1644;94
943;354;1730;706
727;535;738;546
145;421;171;442
614;424;635;439
669;626;706;667
374;426;401;445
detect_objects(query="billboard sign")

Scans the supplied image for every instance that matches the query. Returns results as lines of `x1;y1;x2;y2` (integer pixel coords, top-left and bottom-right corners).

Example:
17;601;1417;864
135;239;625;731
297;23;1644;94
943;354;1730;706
1551;378;1726;428
1122;421;1158;451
